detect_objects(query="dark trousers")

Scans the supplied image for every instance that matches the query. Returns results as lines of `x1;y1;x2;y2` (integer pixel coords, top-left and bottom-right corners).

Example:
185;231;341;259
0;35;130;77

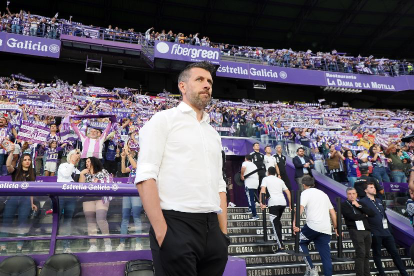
269;205;286;248
279;171;291;191
245;187;258;217
349;229;371;276
299;224;332;276
371;235;408;276
149;210;229;276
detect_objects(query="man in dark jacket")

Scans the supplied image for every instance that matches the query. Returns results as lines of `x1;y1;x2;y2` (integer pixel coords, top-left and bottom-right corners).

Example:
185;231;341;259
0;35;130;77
360;183;408;276
354;166;384;200
293;147;314;192
341;187;375;276
274;144;291;191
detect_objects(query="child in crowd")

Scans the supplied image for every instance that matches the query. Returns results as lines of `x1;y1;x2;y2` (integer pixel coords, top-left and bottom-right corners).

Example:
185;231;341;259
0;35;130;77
44;140;67;176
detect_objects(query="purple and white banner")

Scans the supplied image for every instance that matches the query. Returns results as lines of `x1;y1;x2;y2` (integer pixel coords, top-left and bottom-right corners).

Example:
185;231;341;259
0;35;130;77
17;120;50;144
154;41;220;65
216;61;414;92
34;107;72;117
0;32;61;58
17;94;50;101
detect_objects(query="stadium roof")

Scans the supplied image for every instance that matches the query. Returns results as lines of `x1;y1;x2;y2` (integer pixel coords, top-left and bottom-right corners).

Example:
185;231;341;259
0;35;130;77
10;0;414;60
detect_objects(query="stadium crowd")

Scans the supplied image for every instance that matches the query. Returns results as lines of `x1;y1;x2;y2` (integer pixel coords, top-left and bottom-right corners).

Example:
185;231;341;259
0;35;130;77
1;6;413;76
0;73;412;188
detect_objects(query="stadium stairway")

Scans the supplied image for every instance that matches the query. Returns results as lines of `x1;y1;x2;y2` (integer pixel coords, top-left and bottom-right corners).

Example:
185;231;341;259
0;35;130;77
227;206;414;276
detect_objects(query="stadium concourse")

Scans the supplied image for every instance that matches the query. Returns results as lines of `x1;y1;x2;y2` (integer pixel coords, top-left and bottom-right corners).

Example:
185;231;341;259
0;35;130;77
1;0;414;276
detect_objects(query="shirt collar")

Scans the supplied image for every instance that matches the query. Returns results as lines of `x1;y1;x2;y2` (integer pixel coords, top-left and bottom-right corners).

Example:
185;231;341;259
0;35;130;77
178;102;210;123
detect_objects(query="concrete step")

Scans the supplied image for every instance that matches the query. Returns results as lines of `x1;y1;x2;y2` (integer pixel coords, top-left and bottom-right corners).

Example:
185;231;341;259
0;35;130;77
228;241;406;255
246;259;414;276
228;232;351;244
238;248;407;265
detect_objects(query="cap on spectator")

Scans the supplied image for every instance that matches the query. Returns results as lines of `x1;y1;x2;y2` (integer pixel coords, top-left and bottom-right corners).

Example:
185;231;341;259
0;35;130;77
359;165;369;173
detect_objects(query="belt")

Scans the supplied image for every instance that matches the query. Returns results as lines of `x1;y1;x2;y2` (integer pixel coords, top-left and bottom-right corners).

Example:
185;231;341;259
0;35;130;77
392;170;403;172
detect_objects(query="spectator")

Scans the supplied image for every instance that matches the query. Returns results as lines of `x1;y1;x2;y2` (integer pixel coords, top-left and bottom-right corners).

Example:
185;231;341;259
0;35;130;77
386;144;407;183
293;147;314;192
327;144;345;182
368;145;390;184
311;147;326;175
1;146;37;255
79;157;112;252
117;146;142;251
343;150;360;187
56;149;81;253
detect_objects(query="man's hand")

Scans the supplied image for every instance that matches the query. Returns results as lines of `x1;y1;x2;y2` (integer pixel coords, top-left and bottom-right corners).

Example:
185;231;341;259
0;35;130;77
352;200;361;208
240;175;244;181
292;226;300;235
304;163;310;168
260;203;266;210
155;224;168;248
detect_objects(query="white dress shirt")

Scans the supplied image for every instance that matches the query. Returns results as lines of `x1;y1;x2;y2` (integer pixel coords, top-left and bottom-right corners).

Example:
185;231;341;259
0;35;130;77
57;163;80;182
135;102;226;213
264;155;277;171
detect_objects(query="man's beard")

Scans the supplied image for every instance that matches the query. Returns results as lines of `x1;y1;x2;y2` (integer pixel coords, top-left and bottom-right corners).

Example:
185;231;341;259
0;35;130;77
188;90;211;110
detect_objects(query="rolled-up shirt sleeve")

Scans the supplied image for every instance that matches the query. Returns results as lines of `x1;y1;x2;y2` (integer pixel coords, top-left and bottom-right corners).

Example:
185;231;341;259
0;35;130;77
134;112;168;185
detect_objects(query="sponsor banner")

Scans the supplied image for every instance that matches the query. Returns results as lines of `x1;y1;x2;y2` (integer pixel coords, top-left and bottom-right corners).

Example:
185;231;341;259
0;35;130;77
17;94;50;101
216;61;414;92
17;120;50;144
324;72;407;92
0;32;61;58
34;107;72;117
216;61;325;85
0;179;139;196
154;41;220;65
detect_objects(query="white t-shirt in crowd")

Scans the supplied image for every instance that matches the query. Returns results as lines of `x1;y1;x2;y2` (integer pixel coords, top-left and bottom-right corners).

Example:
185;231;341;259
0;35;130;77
300;188;333;235
264;155;277;171
261;175;288;207
242;161;259;189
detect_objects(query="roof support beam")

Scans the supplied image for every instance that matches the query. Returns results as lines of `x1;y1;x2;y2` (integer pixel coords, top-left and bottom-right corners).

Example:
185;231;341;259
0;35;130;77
326;0;369;49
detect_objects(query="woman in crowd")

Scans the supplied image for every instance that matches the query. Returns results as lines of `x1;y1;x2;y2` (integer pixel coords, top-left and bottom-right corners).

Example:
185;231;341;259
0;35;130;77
0;145;37;254
368;145;390;184
343;150;360;187
327;144;345;182
79;157;112;252
311;147;326;175
117;146;142;251
56;149;81;253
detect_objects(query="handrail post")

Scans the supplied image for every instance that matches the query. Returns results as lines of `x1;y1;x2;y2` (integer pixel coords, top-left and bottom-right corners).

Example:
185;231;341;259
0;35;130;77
332;197;351;261
49;195;59;256
261;193;268;242
286;190;308;256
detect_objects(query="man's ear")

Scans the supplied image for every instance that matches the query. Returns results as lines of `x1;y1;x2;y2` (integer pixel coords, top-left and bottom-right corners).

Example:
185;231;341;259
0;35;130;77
178;81;186;96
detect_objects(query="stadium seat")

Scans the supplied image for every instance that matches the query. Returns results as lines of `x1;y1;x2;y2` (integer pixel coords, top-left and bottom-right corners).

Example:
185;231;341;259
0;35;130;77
0;255;37;276
125;260;154;276
39;254;80;276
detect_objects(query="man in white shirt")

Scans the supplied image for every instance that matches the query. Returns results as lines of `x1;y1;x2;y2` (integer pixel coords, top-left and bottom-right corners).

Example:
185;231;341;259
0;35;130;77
293;176;338;276
135;62;229;276
264;145;281;177
241;155;260;220
260;166;291;250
